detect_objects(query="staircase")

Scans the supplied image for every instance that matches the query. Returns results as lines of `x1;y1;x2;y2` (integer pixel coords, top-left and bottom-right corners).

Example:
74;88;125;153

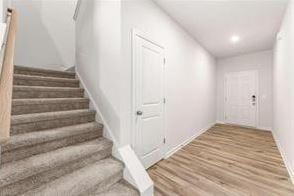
0;65;139;196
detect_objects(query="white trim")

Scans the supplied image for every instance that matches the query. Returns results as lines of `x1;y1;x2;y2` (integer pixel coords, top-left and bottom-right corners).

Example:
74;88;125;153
216;120;225;124
164;123;215;159
77;71;154;194
256;126;272;132
75;71;118;148
217;121;272;132
272;131;294;184
115;145;154;196
64;65;75;72
131;28;167;163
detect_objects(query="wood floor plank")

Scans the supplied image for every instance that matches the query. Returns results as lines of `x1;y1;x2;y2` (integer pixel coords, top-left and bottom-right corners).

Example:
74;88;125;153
148;124;294;196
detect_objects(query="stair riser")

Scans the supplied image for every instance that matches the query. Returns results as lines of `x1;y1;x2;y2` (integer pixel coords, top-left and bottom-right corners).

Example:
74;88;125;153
1;130;103;164
11;114;96;135
0;149;112;196
85;172;123;196
14;78;79;88
12;101;89;115
13;89;84;99
14;69;75;79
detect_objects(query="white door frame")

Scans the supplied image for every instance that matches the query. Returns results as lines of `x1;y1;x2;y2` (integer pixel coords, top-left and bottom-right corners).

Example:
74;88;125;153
131;28;167;164
224;70;259;128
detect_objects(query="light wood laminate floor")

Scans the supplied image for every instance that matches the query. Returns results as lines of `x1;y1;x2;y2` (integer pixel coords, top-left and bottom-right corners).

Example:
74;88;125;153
148;124;294;196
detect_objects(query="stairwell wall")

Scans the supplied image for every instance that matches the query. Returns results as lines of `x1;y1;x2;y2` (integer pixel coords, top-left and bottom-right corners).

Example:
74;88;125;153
11;0;76;70
75;0;122;145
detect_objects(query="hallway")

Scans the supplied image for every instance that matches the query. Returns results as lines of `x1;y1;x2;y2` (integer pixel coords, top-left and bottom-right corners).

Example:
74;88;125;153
148;124;294;196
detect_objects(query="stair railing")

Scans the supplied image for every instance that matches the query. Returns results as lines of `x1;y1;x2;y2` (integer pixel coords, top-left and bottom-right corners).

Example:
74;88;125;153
0;8;17;144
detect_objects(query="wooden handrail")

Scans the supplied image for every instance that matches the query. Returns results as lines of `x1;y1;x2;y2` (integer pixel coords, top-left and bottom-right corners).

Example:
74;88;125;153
0;9;17;144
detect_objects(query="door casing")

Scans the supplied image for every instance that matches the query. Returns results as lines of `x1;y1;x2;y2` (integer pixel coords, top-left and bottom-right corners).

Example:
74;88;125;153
131;29;166;168
224;70;259;128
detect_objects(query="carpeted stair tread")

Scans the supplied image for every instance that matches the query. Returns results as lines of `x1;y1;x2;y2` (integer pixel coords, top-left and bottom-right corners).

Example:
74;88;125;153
14;85;82;91
1;123;103;164
0;65;132;195
20;158;123;196
13;85;84;98
14;74;79;87
92;180;139;196
12;98;90;115
2;122;103;152
12;109;95;125
11;109;96;135
0;138;113;188
14;65;75;79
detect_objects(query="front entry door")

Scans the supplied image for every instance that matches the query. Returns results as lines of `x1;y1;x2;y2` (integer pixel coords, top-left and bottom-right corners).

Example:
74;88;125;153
225;71;258;127
133;31;165;169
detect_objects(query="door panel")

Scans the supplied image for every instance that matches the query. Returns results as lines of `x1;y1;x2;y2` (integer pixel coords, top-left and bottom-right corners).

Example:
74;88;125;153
134;33;165;169
142;45;162;104
225;71;258;127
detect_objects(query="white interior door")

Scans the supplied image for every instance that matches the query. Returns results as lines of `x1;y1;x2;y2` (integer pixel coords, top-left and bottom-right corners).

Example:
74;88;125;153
133;32;165;169
225;71;258;127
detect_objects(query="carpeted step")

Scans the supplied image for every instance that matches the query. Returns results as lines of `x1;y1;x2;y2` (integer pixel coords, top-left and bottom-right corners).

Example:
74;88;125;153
14;65;76;79
20;158;123;196
11;110;96;135
13;86;84;99
12;98;90;115
1;65;130;195
1;123;103;164
92;180;139;196
13;74;79;88
0;138;113;196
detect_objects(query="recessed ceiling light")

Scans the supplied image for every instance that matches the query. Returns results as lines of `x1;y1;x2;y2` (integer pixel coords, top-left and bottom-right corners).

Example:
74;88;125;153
230;35;240;44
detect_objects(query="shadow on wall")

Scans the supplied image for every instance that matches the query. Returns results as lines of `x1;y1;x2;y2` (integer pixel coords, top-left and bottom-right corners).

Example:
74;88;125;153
13;0;75;70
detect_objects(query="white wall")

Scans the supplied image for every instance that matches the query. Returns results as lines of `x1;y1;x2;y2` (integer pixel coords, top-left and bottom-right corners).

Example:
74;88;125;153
12;0;76;70
216;50;273;130
0;0;12;50
2;0;12;21
75;0;216;154
121;0;216;154
273;0;294;182
0;0;3;22
75;0;122;144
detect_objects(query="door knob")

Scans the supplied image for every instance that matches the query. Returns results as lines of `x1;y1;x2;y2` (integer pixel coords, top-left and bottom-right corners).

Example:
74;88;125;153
252;95;256;106
136;111;143;116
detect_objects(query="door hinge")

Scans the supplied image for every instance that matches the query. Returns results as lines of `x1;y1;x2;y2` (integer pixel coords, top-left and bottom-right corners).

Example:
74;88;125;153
163;98;166;104
163;138;166;144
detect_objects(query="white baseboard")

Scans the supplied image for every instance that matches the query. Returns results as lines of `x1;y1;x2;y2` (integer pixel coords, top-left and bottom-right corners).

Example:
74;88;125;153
272;131;294;184
76;70;153;194
256;126;272;132
75;71;118;148
64;66;75;72
164;123;215;159
216;120;272;132
215;120;226;124
115;146;154;196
